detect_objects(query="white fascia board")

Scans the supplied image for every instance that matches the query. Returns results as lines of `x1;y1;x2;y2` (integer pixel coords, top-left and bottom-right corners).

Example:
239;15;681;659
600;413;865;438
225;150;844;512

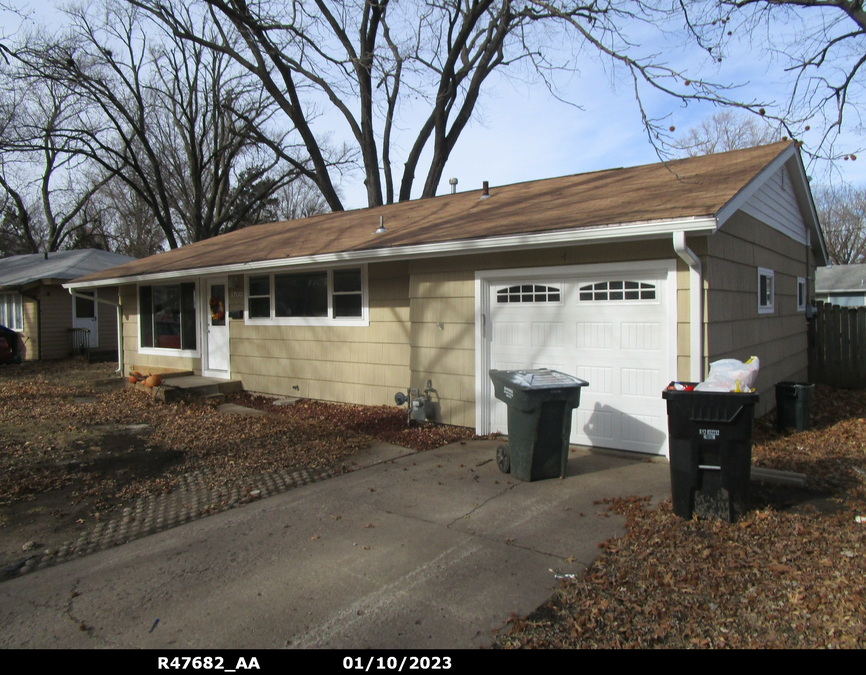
63;216;717;289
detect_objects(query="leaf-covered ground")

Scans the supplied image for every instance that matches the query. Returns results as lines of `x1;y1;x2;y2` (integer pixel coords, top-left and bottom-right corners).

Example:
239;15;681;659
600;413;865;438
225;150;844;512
0;360;479;510
495;387;866;649
2;360;864;646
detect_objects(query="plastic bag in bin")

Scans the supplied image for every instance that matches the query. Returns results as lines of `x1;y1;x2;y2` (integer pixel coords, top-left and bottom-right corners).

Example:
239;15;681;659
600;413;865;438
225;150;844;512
694;356;760;393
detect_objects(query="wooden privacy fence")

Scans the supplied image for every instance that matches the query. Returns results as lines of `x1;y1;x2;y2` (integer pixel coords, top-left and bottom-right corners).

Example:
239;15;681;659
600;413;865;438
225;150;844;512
808;301;866;388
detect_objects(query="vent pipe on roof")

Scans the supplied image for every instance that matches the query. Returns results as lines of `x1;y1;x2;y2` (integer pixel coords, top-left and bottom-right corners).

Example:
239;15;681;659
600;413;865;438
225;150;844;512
479;181;490;199
449;177;458;194
43;252;48;260
374;216;387;234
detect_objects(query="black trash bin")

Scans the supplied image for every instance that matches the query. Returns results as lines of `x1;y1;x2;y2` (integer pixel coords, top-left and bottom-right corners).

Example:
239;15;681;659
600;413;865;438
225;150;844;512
662;383;759;522
489;368;588;482
775;382;814;432
0;325;19;365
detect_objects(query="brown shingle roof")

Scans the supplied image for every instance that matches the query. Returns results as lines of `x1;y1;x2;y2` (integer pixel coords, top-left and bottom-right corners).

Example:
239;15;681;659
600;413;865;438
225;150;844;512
73;141;795;283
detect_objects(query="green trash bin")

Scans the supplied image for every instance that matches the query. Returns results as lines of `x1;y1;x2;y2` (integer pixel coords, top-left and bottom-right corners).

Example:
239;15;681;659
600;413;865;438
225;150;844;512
775;382;814;432
662;383;759;522
489;368;588;482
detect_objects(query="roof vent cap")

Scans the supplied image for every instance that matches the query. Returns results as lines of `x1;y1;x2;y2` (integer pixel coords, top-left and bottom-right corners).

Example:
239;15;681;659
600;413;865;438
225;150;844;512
374;216;387;234
479;181;490;199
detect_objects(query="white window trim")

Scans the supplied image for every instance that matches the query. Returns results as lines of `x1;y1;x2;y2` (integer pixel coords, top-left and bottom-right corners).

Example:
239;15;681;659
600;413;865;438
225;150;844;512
758;268;775;314
244;264;369;327
136;281;201;357
0;291;23;331
797;277;807;312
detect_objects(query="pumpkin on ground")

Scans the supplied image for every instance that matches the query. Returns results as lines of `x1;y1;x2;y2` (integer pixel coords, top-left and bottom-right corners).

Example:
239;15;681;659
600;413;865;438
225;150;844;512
144;374;163;388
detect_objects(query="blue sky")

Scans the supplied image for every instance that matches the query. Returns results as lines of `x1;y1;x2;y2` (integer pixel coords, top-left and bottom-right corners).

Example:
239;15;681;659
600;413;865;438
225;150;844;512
5;1;864;211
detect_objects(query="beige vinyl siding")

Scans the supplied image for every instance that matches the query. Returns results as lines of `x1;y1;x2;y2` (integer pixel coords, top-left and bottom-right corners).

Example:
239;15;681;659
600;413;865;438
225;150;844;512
39;284;73;360
119;285;201;374
17;293;40;360
231;262;410;406
674;236;709;382
706;210;810;415
409;271;475;427
95;287;120;351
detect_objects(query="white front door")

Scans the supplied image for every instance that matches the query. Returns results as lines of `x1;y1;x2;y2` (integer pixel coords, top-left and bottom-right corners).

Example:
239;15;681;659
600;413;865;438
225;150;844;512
72;290;98;348
204;278;230;377
481;261;676;456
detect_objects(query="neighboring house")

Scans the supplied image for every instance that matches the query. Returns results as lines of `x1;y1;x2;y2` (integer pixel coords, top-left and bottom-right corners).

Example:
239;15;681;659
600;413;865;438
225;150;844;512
0;249;136;361
815;264;866;306
66;141;826;457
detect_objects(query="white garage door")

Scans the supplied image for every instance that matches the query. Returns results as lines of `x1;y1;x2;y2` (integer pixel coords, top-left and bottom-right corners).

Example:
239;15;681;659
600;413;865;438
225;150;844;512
484;262;675;455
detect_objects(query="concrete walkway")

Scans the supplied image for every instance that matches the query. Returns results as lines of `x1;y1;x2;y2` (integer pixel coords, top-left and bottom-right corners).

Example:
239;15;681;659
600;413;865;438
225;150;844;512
0;440;670;649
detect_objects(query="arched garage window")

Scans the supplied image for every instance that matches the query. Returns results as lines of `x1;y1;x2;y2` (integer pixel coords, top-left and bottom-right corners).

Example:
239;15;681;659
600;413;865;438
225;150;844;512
496;284;561;303
579;281;656;301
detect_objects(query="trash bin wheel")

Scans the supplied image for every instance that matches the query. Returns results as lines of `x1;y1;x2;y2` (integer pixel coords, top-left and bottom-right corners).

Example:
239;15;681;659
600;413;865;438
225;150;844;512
496;444;511;474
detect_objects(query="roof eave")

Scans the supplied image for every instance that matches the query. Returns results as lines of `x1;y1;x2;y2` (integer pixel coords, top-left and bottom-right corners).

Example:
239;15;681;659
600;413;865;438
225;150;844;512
64;215;718;289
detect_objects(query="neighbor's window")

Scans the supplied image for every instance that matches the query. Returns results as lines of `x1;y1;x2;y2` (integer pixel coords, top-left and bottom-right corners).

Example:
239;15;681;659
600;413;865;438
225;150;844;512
247;267;365;323
139;283;197;350
758;268;774;314
0;292;23;330
797;277;807;312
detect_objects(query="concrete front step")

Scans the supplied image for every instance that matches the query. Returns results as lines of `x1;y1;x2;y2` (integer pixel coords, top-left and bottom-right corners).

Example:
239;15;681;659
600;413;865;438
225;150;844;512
124;373;243;402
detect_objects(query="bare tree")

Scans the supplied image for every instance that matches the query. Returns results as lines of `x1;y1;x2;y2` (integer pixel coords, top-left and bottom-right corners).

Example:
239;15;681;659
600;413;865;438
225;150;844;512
814;183;866;265
672;110;781;157
678;0;866;160
273;177;331;222
125;0;764;209
16;0;325;249
0;61;110;254
88;179;166;257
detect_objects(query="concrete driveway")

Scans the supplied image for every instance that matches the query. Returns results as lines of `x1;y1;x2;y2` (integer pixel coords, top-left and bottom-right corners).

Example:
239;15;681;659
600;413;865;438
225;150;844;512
0;440;670;649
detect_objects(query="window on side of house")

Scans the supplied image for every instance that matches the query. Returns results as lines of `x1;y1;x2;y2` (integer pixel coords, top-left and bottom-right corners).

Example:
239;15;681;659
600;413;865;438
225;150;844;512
248;275;271;319
246;267;366;324
139;283;197;351
0;292;23;330
797;277;807;312
758;268;774;314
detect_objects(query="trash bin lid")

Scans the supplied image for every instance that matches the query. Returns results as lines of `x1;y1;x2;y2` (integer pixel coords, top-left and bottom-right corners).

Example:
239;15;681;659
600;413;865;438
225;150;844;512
489;368;588;391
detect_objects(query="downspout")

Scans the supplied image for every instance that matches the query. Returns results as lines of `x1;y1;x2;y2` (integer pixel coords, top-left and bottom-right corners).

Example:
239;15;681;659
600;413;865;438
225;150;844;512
68;289;123;375
673;232;704;382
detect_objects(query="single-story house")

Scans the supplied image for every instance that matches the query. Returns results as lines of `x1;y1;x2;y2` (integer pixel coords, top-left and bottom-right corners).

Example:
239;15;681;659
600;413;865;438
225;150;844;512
815;264;866;306
0;249;136;361
66;141;826;457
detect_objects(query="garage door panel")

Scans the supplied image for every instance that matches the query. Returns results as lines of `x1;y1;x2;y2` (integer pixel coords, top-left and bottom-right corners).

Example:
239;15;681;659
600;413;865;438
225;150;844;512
531;322;566;347
494;321;524;346
575;365;613;394
576;322;613;349
487;266;674;456
621;367;662;397
621;322;661;351
577;407;615;441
